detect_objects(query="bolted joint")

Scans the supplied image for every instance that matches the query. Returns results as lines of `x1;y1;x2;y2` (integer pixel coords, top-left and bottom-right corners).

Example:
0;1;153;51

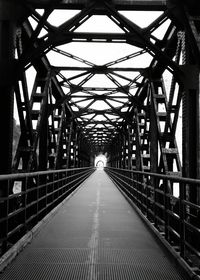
92;65;108;74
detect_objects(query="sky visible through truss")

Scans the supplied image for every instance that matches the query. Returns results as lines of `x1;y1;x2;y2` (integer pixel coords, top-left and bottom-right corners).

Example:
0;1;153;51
15;9;169;120
14;8;182;194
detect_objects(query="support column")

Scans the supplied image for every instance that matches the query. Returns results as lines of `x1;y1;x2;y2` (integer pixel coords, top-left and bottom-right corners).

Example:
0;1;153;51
182;65;200;203
182;65;199;179
127;125;132;169
150;87;158;174
197;72;200;181
0;0;27;254
0;1;17;175
181;31;200;180
39;103;48;171
0;1;26;175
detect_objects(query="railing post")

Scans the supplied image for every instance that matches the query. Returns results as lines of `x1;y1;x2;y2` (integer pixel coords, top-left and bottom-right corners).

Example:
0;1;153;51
145;176;149;219
36;174;39;223
23;176;28;233
136;173;140;208
52;172;55;204
164;179;171;241
144;175;151;218
153;176;158;228
179;182;186;258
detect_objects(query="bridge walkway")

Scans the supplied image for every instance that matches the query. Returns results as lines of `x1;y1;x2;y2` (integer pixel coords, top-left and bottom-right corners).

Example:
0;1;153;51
0;170;187;279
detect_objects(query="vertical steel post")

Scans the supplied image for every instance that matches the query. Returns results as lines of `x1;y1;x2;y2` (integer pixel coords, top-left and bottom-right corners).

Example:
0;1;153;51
127;125;132;169
0;0;24;253
182;64;200;203
118;133;123;168
39;102;49;171
150;88;158;174
122;131;126;169
0;0;17;175
181;28;200;220
179;181;186;258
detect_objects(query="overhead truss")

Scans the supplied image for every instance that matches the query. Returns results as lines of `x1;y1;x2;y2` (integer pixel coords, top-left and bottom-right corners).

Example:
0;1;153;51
0;0;198;176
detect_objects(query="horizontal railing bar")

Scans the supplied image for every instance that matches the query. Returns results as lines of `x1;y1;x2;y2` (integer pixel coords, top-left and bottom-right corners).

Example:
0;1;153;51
0;167;93;181
8;224;24;238
106;167;200;185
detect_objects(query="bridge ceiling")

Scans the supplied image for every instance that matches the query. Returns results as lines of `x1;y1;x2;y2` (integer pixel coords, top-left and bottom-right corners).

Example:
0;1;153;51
18;0;185;151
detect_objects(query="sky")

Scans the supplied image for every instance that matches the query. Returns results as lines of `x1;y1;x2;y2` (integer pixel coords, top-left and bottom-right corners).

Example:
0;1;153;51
14;8;182;190
15;9;169;118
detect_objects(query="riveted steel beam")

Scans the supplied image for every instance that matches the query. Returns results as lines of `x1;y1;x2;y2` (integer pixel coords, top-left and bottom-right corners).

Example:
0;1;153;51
26;0;167;11
10;0;200;174
53;66;144;73
0;1;25;175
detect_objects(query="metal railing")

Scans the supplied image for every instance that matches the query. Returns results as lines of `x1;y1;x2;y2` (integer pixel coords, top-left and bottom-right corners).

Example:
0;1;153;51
0;167;95;256
105;167;200;273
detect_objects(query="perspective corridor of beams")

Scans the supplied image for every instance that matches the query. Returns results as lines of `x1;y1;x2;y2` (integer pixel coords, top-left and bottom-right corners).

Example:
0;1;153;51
11;0;200;176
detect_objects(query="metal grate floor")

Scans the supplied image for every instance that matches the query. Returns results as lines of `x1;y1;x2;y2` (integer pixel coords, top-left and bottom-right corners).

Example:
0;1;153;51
0;170;187;280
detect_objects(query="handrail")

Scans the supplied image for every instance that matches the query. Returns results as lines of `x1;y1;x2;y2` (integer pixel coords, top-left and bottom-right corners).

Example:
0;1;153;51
105;166;200;278
0;167;92;181
107;166;200;185
0;167;95;256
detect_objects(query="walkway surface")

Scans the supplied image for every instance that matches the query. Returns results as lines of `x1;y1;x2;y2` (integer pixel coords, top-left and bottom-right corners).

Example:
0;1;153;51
1;170;186;280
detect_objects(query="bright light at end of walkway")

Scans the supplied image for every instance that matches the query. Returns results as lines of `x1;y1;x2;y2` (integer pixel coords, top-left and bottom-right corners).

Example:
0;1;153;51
95;154;107;169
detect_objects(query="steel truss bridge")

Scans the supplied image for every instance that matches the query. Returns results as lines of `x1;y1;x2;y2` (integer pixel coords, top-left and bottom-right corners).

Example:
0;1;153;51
0;0;200;279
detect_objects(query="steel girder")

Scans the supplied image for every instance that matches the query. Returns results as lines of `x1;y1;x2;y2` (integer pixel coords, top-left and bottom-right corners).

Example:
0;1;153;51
0;0;198;179
108;0;200;200
26;0;167;11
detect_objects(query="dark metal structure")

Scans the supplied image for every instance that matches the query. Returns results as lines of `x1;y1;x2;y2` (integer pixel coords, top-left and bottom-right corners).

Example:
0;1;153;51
0;0;200;277
0;0;198;177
